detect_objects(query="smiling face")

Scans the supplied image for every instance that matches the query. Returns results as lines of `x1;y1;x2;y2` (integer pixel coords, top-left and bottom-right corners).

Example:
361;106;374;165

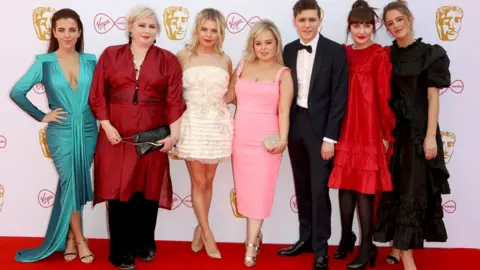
130;16;159;46
52;18;81;51
385;8;413;40
197;19;220;49
350;22;374;46
253;30;277;61
294;9;321;43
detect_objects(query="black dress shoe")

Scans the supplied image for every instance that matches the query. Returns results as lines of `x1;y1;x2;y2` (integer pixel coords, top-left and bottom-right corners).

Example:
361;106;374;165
277;240;313;256
334;231;357;260
313;255;329;270
347;244;377;269
115;256;136;270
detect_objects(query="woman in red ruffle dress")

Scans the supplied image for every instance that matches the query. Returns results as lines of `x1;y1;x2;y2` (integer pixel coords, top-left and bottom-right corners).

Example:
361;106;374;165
327;1;396;269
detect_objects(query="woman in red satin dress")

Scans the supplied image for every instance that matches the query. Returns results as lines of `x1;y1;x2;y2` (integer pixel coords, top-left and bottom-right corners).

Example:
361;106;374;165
327;1;395;269
88;6;185;270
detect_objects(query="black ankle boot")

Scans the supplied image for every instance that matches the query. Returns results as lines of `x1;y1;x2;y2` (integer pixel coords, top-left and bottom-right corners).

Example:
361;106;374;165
347;244;377;269
334;231;356;260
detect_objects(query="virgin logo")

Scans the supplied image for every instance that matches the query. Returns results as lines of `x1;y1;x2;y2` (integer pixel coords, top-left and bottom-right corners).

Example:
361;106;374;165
226;13;261;34
442;200;456;213
290;194;298;213
171;193;193;210
38;189;55;208
33;83;45;94
94;13;127;34
375;15;384;30
0;135;6;149
440;80;464;96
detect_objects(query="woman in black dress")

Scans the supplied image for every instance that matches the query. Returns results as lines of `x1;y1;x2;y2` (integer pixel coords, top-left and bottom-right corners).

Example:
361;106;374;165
374;2;451;270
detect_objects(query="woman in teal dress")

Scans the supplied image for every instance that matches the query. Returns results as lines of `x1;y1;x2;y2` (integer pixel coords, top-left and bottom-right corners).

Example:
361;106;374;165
10;9;97;264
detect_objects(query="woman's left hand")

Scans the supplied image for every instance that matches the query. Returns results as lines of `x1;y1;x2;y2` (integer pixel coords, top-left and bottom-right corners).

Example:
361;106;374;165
423;135;437;160
266;140;287;154
157;136;177;153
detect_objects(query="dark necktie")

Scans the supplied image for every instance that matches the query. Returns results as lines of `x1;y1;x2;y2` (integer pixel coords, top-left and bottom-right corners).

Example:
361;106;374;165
298;44;312;53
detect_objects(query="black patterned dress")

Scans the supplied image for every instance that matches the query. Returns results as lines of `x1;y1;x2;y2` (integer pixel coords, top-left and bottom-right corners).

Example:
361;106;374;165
374;38;451;250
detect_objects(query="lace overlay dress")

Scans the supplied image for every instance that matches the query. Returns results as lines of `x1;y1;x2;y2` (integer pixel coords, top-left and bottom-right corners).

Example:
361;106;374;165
175;54;234;163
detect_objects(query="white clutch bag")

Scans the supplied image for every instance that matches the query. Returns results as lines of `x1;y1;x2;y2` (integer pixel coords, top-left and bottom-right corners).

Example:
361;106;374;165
263;133;280;149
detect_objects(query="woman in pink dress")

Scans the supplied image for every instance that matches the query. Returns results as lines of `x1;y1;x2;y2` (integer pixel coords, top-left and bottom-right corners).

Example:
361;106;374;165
225;20;294;267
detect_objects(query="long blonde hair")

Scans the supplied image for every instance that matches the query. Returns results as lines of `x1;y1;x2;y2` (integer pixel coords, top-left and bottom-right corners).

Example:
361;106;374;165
186;8;226;55
244;20;284;65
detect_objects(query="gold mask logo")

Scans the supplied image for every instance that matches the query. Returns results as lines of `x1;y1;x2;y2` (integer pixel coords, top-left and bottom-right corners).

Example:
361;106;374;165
436;6;464;41
0;184;4;212
163;7;189;40
229;188;245;218
33;7;56;41
441;131;456;164
39;126;51;158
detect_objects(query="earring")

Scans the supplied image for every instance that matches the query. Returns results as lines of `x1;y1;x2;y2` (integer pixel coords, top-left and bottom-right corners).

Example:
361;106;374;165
154;39;157;44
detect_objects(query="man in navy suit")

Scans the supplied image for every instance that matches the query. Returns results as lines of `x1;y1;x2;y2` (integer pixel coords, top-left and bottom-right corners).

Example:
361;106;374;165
277;1;348;269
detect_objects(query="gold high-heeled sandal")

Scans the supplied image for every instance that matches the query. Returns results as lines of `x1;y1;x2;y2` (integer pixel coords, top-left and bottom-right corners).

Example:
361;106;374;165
191;225;203;253
244;242;258;267
75;239;94;264
64;237;77;262
256;232;263;254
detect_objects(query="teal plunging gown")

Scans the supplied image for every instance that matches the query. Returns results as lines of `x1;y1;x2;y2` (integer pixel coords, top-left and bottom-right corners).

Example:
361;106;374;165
10;53;98;262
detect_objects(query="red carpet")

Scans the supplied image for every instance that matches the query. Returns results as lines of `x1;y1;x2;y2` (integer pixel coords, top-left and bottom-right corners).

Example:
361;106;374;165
0;237;477;269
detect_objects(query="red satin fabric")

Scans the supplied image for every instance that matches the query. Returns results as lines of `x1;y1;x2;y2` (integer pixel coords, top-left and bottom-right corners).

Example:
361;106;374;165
328;44;395;194
89;44;186;207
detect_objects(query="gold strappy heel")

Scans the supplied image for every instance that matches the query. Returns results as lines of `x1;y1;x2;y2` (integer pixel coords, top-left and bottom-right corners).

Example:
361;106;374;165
64;237;77;262
244;242;258;267
75;239;94;264
256;232;263;254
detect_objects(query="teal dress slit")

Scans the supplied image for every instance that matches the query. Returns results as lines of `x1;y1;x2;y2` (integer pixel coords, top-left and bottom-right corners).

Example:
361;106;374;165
10;53;98;262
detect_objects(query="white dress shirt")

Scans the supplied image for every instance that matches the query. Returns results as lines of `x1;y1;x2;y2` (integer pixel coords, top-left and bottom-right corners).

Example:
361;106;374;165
296;33;336;144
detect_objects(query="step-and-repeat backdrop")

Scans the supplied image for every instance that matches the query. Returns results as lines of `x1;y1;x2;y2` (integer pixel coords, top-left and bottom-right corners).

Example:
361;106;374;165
1;0;478;249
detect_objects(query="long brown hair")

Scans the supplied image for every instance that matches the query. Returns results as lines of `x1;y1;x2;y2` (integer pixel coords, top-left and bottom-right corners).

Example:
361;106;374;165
47;8;84;53
383;0;413;24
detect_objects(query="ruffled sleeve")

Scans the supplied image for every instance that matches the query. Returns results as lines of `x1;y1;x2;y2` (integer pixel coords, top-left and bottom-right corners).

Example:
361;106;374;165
374;49;396;149
427;48;451;89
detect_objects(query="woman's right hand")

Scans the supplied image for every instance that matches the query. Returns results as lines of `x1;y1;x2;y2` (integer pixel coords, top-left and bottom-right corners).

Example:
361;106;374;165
41;108;68;124
101;122;122;145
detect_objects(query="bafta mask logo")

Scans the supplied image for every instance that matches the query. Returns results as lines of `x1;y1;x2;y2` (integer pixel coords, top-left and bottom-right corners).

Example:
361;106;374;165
39;126;51;158
441;131;456;164
163;7;189;40
436;6;464;41
33;7;56;41
38;189;55;208
0;184;4;212
0;135;6;149
230;188;245;218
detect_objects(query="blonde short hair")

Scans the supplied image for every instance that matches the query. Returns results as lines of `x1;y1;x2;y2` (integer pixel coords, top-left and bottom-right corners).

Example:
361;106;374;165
126;6;161;40
244;20;283;65
186;8;226;55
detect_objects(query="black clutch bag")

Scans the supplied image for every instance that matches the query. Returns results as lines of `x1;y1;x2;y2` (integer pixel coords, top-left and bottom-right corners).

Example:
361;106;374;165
122;126;171;156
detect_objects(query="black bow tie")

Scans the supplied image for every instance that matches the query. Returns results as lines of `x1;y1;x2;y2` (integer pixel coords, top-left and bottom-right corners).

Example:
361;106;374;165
298;44;312;53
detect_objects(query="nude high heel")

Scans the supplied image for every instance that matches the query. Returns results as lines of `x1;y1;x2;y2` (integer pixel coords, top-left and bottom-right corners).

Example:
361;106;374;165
191;225;203;253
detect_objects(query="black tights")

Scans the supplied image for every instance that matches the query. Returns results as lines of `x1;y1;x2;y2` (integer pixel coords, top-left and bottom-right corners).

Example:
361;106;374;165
339;189;375;258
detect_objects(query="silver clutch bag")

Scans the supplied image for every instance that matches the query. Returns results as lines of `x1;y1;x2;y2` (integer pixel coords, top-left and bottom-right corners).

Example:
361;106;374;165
263;133;280;149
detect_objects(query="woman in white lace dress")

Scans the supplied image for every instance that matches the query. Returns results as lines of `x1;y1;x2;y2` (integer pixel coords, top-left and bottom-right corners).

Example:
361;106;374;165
174;8;233;259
